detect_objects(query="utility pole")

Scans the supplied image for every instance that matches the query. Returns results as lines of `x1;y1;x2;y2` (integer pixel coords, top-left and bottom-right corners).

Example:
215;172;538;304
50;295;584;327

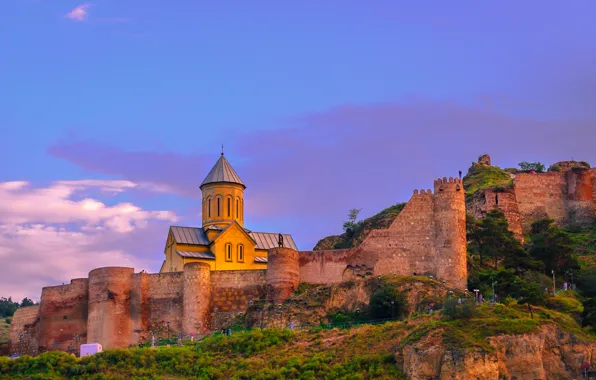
74;334;80;357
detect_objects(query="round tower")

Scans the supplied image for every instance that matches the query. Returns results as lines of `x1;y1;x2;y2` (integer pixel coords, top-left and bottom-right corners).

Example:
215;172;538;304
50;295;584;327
183;262;212;335
433;177;467;289
266;247;300;304
200;153;246;228
87;267;134;349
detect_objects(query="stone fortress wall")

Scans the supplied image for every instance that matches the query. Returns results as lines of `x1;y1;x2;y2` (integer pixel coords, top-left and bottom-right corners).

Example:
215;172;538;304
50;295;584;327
12;163;594;356
468;160;596;241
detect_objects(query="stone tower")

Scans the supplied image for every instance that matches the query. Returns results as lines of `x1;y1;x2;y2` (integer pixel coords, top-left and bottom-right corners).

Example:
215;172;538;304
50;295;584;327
433;177;467;289
183;262;212;335
266;247;300;304
200;153;246;228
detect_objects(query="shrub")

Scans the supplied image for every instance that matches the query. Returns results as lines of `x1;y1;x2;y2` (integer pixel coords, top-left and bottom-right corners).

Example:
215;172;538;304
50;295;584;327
5;318;11;324
370;285;405;319
442;297;474;320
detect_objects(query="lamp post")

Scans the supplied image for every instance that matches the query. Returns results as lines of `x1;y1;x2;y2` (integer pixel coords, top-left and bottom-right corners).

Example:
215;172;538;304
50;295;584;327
473;289;480;303
74;334;80;357
551;270;556;296
492;280;497;303
391;300;395;320
166;321;170;347
566;269;575;287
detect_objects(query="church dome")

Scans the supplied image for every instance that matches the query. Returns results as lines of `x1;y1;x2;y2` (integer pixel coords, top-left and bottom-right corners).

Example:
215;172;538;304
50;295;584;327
200;153;246;190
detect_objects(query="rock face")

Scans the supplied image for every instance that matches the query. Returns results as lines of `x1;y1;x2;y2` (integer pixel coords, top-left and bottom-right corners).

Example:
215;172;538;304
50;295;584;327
398;324;595;380
478;154;492;166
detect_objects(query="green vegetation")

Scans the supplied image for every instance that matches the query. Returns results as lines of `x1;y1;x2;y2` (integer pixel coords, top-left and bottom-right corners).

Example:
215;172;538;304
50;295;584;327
0;328;407;379
0;320;9;346
548;160;590;172
0;297;36;318
462;162;512;196
518;161;546;173
369;283;406;319
313;203;406;250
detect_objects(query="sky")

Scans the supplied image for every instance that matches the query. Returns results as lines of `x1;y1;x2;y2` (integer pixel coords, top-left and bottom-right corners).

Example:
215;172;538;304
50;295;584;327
1;1;596;300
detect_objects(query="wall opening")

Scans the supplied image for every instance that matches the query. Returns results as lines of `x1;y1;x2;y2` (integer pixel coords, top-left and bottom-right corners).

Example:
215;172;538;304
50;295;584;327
238;244;244;262
225;243;232;261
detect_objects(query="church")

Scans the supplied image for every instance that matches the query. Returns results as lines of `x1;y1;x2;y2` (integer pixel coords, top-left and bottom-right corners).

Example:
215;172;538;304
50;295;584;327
160;152;298;273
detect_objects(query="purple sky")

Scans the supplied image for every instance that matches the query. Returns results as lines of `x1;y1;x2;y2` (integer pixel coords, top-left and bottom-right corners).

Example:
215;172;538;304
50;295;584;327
2;1;595;300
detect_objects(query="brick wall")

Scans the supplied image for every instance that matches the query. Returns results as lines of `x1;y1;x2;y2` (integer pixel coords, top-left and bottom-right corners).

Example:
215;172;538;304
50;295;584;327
145;272;184;336
37;279;88;353
513;172;568;231
469;189;524;242
210;270;266;330
9;305;40;356
298;249;353;284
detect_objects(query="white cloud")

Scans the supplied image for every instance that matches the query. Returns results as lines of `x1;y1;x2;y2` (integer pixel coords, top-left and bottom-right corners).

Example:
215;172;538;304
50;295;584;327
65;3;92;22
0;180;178;300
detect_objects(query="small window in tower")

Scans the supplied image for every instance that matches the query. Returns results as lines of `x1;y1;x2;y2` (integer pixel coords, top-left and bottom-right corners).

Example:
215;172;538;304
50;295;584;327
208;198;211;217
227;197;231;217
236;199;239;218
217;197;221;217
238;244;244;262
225;243;232;261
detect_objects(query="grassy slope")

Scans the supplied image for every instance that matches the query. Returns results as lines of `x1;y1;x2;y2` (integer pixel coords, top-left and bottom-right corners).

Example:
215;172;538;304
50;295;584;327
462;162;512;196
2;292;595;379
313;203;406;250
0;320;9;345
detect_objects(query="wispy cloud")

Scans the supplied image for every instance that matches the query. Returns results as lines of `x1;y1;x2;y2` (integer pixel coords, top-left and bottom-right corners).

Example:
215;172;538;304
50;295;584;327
65;3;92;22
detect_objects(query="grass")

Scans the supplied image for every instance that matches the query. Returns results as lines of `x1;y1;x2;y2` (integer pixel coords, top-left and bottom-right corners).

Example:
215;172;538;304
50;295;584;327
463;163;512;196
0;320;9;345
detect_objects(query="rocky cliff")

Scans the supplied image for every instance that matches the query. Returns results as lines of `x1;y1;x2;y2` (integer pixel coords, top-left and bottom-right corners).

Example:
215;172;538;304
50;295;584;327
398;324;593;380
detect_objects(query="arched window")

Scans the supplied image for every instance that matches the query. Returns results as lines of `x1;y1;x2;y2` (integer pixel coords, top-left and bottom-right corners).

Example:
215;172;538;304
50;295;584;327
217;197;221;217
237;244;244;262
225;243;232;261
227;197;231;217
236;198;239;218
208;198;212;218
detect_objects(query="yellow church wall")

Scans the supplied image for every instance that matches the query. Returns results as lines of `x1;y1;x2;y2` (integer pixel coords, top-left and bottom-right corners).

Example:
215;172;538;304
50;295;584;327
210;224;267;271
202;183;245;228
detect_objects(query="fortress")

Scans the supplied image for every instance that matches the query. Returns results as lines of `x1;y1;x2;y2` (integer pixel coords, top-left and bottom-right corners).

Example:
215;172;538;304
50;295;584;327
9;154;596;356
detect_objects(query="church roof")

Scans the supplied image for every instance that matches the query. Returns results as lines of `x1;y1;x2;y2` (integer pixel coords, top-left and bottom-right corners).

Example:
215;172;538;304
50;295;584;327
200;154;246;189
169;225;298;250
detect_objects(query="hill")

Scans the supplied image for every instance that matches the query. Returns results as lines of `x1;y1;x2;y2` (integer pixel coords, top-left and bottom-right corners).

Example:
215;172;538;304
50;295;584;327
0;320;9;357
1;289;595;379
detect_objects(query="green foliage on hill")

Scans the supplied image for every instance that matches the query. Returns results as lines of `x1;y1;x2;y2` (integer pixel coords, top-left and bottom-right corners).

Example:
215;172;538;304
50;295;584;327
0;320;9;345
463;162;512;196
313;203;406;250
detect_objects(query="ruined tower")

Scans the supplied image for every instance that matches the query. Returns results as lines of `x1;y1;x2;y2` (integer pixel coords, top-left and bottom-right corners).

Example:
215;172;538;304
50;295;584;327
433;177;467;289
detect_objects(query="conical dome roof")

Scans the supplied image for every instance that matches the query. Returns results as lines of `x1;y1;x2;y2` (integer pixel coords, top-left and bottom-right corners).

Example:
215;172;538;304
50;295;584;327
200;153;246;189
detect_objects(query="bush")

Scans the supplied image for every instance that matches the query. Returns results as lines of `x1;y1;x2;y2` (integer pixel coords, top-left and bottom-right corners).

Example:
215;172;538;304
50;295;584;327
442;297;474;320
5;318;11;324
370;285;405;319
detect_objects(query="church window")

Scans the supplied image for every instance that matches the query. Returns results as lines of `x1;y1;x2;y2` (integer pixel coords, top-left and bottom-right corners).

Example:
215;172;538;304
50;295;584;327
238;244;244;262
236;199;239;218
227;197;231;217
225;243;232;261
208;198;211;218
217;197;221;217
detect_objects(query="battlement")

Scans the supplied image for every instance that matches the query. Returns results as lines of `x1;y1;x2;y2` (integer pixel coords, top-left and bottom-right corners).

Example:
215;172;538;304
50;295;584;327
413;188;434;196
433;177;463;193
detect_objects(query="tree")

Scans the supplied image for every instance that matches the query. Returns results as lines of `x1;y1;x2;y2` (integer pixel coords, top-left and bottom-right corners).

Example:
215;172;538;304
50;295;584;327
0;297;19;317
370;285;405;319
518;161;546;173
469;209;534;271
342;208;362;235
529;219;579;275
20;298;35;307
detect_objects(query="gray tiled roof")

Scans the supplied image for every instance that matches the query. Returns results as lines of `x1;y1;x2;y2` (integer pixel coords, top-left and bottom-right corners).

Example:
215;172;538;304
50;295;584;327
254;256;268;263
170;225;298;250
177;250;216;259
249;232;298;250
200;154;245;189
170;226;210;245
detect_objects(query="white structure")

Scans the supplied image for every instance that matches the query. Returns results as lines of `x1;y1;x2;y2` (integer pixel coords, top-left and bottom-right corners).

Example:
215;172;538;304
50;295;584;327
80;343;103;358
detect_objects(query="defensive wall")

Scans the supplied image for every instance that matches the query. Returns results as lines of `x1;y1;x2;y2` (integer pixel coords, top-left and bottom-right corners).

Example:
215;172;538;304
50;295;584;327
10;176;469;355
469;166;596;238
298;177;467;290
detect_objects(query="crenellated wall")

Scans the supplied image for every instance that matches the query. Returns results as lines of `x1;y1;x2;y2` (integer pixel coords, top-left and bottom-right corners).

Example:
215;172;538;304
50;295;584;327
298;177;468;289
